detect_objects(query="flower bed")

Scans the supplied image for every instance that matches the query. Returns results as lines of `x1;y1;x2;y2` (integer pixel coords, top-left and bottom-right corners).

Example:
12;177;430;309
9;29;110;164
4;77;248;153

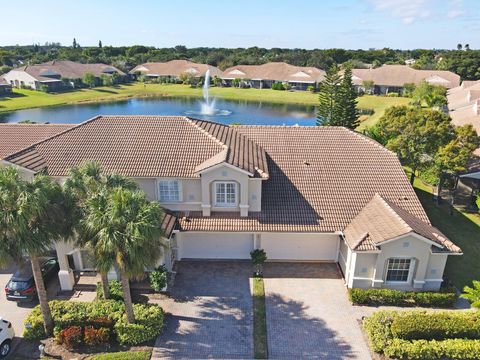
363;310;480;359
24;300;164;346
349;288;457;307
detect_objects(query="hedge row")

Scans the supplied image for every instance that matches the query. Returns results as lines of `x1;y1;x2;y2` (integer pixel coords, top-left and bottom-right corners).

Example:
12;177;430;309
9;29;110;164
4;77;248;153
363;310;480;359
391;312;480;341
24;300;164;345
349;288;457;307
385;339;480;360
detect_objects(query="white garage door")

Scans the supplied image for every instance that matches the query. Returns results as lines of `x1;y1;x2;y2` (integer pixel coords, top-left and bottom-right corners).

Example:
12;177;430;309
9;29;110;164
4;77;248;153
179;233;254;259
261;233;339;261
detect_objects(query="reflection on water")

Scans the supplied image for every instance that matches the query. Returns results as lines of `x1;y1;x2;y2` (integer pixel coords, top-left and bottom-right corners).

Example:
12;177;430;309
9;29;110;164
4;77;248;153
0;96;317;126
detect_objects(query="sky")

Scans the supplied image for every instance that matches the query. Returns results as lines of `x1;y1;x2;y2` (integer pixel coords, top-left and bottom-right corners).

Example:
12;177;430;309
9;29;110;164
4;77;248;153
0;0;478;50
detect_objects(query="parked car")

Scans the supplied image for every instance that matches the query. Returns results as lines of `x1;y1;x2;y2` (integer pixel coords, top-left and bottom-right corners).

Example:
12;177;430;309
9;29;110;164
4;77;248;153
0;319;14;358
4;257;59;302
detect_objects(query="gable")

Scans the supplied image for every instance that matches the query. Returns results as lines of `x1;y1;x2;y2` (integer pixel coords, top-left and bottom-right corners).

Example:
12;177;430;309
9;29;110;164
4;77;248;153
228;69;246;76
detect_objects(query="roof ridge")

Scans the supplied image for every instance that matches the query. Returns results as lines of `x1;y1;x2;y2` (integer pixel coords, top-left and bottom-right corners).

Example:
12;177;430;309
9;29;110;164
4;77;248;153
374;193;414;233
342;128;397;156
185;117;228;148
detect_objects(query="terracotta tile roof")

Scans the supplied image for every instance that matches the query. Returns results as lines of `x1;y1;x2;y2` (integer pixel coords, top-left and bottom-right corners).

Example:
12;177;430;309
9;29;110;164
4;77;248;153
222;62;326;83
130;60;222;78
344;194;461;253
161;212;177;238
178;126;431;233
0;124;73;159
9;60;124;82
352;65;460;89
4;116;268;179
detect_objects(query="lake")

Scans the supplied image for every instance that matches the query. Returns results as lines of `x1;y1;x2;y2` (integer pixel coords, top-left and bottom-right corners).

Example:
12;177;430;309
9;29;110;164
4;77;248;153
0;96;318;126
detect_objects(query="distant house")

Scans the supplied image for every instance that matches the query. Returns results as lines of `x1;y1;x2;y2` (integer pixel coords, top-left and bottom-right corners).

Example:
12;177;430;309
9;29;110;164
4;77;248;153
352;65;460;95
0;77;12;95
3;60;125;91
447;80;480;139
222;62;325;90
129;60;222;81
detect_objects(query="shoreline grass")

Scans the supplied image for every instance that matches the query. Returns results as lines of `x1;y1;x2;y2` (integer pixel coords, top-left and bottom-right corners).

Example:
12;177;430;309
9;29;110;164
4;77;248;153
0;83;410;128
253;276;268;359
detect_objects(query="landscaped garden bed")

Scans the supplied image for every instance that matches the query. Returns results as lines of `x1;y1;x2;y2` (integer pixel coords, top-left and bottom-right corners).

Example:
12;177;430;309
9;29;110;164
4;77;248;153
23;299;164;357
363;310;480;359
349;288;458;308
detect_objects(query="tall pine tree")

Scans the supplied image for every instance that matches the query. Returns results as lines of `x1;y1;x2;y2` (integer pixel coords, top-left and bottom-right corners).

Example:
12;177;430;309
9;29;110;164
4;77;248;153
337;66;360;129
316;65;359;129
316;65;341;126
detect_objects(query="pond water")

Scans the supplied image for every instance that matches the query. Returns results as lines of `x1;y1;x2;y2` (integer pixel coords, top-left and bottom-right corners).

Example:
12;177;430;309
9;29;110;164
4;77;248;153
0;96;318;126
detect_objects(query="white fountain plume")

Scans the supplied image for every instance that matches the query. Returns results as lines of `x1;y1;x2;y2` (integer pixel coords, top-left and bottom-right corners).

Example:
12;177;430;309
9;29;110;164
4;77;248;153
201;69;216;115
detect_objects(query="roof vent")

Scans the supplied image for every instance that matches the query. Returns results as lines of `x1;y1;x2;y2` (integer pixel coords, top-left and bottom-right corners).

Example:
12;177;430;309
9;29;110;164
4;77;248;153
303;161;311;166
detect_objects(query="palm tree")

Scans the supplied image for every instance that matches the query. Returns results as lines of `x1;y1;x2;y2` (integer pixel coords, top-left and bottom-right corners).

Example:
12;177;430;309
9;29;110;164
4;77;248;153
0;167;74;335
81;186;165;323
64;161;138;299
461;281;480;309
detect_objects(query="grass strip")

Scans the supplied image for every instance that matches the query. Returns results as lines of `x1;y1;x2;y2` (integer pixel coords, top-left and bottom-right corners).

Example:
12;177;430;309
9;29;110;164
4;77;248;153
253;276;268;359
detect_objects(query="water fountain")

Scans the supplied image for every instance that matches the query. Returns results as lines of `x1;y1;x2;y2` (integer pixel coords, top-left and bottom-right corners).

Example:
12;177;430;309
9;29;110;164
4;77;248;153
185;69;231;118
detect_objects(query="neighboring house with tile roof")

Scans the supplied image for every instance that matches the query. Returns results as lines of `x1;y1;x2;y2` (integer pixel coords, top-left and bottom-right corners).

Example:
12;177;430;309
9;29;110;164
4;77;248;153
3;60;125;91
1;116;461;291
130;60;222;80
221;62;326;90
352;65;460;95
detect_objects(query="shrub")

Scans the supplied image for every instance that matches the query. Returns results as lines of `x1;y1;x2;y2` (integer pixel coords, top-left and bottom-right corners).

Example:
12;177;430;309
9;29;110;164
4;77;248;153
84;326;111;346
386;92;399;97
271;82;285;90
57;326;83;349
96;280;124;301
462;280;480;309
384;338;480;360
390;312;480;341
114;303;164;345
149;266;168;292
348;288;457;307
363;311;397;352
306;85;315;92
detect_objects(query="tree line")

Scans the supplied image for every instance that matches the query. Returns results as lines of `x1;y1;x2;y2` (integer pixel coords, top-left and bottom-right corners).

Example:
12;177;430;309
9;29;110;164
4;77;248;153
1;43;480;80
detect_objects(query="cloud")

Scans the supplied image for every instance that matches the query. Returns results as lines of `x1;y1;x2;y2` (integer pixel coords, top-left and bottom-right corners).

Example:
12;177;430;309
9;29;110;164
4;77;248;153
369;0;431;24
447;9;465;18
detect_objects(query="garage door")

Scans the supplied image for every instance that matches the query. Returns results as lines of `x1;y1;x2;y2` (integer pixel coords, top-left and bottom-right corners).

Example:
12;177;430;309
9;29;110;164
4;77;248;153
261;233;339;261
178;233;254;259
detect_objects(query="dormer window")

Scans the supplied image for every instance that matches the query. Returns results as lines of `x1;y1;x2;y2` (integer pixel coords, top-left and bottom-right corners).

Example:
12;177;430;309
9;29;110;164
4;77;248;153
214;181;237;207
158;180;181;202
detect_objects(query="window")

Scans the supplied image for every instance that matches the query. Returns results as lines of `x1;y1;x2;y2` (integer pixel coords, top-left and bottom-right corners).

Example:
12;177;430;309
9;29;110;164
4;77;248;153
158;180;180;202
215;181;237;207
386;258;412;282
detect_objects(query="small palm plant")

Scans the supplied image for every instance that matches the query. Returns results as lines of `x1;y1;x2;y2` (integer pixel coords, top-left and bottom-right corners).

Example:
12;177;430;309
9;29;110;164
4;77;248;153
250;249;267;277
461;281;480;310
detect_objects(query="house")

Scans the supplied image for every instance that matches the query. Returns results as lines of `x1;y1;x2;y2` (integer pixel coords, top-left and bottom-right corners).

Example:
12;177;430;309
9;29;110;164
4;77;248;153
0;77;12;95
352;65;460;95
0;123;73;160
129;60;222;81
447;80;480;133
221;62;326;90
2;60;125;91
1;116;461;292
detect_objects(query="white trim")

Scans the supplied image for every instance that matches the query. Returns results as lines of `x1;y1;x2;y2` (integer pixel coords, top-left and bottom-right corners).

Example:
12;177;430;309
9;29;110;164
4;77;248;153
213;181;238;207
384;257;416;284
157;178;183;203
352;276;373;281
196;162;254;177
424;278;444;282
379;232;443;250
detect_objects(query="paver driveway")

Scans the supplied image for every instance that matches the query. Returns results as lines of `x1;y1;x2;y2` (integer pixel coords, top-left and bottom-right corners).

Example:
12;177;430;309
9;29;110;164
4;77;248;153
152;261;253;360
263;263;371;360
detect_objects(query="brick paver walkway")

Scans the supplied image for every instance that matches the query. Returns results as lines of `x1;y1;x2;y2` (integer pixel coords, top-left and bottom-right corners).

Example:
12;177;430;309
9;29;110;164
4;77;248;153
263;263;372;360
152;261;253;359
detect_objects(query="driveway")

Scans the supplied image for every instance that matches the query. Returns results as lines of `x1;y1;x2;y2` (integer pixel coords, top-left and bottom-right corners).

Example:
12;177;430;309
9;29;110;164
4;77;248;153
263;263;371;360
152;261;253;360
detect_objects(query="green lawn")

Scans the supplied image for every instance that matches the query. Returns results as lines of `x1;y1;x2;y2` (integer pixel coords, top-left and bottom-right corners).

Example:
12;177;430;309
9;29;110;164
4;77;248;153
411;174;480;290
87;350;151;360
0;83;409;128
252;276;268;359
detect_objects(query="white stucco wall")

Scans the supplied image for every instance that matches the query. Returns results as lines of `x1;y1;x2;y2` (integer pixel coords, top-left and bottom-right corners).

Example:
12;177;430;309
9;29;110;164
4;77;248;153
3;70;39;89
